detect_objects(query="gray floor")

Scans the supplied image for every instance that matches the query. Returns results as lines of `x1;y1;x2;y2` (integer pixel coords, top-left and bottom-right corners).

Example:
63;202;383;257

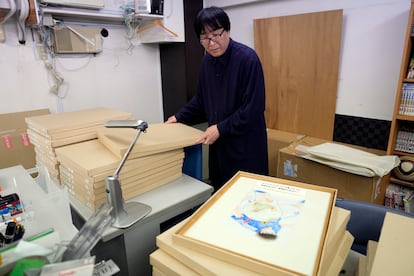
340;250;364;276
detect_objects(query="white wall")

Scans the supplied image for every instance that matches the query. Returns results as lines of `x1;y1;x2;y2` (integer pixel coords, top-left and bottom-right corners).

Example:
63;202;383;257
0;0;410;122
205;0;410;121
0;20;164;123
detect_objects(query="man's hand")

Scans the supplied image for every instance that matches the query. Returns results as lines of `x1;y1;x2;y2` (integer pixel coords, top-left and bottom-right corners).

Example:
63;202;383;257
165;115;177;124
196;124;220;145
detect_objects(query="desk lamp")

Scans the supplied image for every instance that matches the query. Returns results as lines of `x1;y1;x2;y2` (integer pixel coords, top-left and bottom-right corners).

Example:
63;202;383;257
104;120;152;229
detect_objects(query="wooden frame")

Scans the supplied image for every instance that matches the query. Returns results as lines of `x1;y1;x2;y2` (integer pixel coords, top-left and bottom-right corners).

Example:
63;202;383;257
173;171;336;276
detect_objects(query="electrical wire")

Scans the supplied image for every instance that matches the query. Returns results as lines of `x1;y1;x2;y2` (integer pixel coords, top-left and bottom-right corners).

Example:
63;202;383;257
0;0;16;25
33;27;66;98
16;0;30;44
44;62;64;95
120;1;142;54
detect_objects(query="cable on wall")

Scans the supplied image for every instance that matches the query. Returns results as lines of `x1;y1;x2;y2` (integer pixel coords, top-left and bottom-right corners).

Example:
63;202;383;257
32;25;67;113
16;0;30;44
121;1;142;54
0;0;16;24
0;0;17;42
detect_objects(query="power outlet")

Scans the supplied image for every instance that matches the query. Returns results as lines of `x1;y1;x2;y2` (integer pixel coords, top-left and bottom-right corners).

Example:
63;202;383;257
0;25;5;43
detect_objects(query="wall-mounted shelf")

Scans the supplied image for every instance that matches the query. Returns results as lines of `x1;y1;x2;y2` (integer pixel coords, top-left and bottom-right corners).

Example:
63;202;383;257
38;0;185;43
40;6;163;25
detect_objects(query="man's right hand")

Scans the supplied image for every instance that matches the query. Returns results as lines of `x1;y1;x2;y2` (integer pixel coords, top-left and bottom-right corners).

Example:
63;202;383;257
165;115;177;124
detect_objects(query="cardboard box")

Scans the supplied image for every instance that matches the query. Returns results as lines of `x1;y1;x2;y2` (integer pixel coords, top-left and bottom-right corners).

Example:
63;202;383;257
267;128;304;177
277;136;387;204
0;109;50;170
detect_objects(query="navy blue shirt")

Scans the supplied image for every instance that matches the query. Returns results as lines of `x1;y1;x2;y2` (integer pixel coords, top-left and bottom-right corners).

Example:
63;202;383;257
175;39;268;189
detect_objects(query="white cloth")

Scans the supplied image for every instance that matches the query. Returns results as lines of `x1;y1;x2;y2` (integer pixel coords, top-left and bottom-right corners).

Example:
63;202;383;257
297;142;400;177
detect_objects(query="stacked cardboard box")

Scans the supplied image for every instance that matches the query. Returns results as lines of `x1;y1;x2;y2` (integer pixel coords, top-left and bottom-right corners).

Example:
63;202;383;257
55;122;203;211
0;109;49;170
150;206;353;275
24;107;133;183
276;136;388;204
266;128;304;177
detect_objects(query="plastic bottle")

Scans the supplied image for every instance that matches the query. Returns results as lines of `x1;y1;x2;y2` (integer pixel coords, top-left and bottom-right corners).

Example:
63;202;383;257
2;209;11;222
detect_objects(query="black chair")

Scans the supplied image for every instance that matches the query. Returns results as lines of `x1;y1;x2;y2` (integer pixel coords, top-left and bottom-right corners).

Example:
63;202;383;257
335;198;414;255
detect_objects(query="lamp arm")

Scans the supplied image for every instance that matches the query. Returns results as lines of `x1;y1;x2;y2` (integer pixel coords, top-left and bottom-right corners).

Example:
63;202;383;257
113;129;142;177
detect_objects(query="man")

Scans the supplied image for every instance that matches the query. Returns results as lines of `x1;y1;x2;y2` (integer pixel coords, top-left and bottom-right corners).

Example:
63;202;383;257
166;6;268;191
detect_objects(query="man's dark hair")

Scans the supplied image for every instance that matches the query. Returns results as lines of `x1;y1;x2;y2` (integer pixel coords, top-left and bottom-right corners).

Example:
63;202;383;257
194;6;231;37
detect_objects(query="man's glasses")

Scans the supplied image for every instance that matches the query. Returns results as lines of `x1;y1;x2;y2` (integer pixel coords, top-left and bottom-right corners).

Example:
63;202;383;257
199;29;225;46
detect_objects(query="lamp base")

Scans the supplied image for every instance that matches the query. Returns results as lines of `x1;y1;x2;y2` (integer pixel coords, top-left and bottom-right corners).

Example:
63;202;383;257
106;175;152;229
111;201;152;229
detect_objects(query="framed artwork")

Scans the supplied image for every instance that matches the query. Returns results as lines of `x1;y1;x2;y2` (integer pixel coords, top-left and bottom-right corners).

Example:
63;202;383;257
173;171;337;276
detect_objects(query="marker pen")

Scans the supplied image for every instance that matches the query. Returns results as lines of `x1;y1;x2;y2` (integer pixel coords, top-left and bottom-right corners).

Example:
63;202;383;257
4;222;16;244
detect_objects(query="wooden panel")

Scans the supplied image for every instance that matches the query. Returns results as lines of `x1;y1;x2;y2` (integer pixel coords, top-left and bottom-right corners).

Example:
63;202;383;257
55;139;184;176
370;212;414;275
27;0;38;25
25;107;132;136
254;10;343;140
97;122;203;159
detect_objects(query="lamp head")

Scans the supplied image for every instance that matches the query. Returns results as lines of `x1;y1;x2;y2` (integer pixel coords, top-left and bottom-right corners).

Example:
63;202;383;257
105;120;148;132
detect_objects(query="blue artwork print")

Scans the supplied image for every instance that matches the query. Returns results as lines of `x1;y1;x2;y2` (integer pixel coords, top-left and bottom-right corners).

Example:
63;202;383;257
231;189;305;239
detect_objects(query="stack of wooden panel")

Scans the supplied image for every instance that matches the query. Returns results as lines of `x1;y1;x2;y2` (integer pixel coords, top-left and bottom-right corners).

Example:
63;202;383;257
55;122;203;211
150;206;353;276
25;107;133;184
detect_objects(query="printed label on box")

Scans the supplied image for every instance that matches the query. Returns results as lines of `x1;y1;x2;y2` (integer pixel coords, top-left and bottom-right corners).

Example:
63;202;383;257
283;160;298;177
1;135;13;150
20;132;30;147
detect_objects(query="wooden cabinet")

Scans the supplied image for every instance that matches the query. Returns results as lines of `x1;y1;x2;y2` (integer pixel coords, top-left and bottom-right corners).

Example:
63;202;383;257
387;0;414;188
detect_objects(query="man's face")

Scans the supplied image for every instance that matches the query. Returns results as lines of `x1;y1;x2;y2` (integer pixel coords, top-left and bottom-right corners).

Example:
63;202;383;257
199;28;230;57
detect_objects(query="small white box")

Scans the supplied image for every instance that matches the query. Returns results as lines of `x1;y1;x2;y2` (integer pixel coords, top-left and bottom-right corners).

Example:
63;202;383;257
136;0;151;13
